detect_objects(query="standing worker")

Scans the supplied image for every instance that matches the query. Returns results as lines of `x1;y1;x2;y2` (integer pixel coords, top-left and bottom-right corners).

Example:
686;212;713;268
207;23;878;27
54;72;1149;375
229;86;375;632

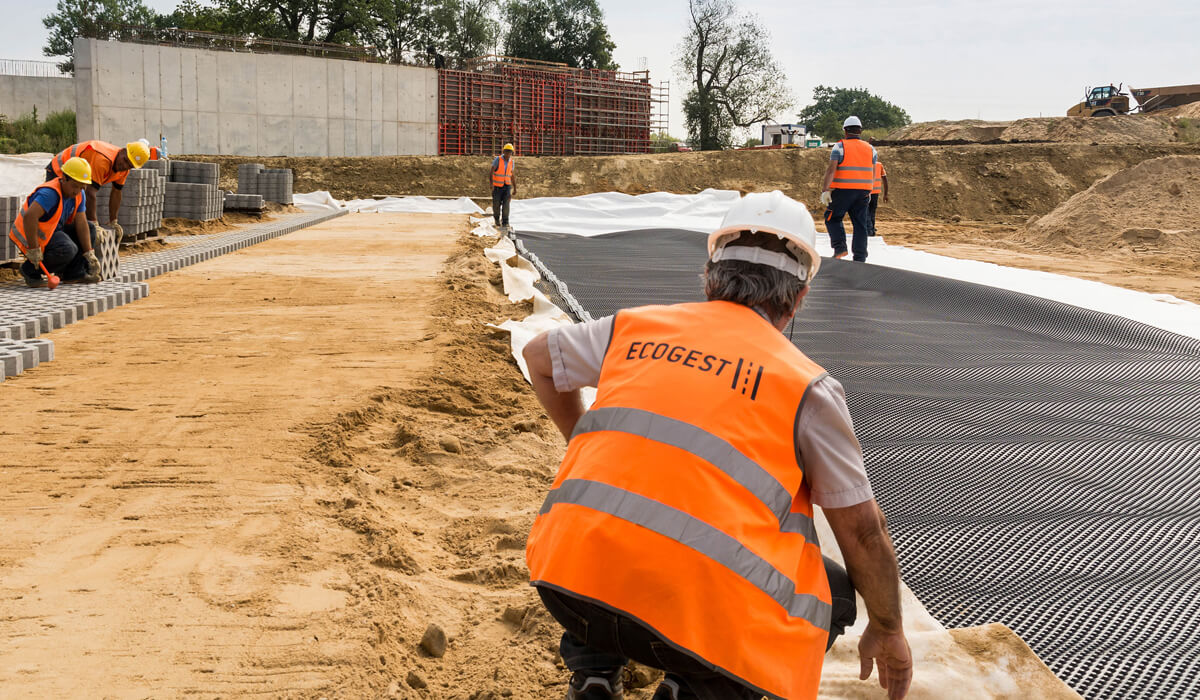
522;191;913;700
45;139;151;242
819;116;877;261
869;160;888;237
10;157;102;287
489;143;516;231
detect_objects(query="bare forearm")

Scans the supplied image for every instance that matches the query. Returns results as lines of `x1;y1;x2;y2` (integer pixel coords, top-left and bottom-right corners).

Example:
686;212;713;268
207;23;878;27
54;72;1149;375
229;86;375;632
109;189;122;224
530;372;583;441
822;164;837;191
828;502;903;632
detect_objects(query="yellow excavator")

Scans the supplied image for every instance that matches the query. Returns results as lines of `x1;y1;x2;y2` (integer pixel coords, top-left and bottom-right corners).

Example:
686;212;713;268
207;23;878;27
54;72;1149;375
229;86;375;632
1069;82;1200;117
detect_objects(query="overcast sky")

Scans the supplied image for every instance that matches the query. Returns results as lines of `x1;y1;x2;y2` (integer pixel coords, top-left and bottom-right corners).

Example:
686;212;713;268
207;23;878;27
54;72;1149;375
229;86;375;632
5;0;1199;136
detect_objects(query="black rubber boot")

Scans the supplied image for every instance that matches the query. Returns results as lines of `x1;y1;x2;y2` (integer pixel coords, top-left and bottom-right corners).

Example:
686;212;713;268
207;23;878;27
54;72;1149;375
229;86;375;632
566;668;625;699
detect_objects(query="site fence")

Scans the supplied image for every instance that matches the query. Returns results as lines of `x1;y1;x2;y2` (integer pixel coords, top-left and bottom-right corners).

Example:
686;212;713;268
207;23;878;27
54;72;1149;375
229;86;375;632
0;59;67;78
438;56;652;156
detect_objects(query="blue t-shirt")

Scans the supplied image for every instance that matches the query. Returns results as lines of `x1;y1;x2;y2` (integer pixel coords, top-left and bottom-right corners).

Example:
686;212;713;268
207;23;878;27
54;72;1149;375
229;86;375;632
29;186;86;229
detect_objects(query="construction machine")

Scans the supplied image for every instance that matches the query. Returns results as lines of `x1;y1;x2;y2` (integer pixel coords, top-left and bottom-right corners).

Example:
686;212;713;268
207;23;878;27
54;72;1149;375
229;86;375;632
1068;82;1200;117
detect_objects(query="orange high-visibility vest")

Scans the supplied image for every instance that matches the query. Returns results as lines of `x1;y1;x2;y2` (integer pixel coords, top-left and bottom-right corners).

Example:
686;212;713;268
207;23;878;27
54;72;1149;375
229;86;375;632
7;178;82;256
527;301;833;700
49;140;127;187
871;162;886;195
832;138;875;190
492;156;514;187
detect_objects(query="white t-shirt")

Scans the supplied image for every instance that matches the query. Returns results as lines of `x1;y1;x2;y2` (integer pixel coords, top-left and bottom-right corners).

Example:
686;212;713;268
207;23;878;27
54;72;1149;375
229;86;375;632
547;314;875;509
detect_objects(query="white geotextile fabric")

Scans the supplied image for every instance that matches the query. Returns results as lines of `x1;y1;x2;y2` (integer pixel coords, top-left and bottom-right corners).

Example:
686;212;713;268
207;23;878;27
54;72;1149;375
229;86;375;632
510;189;1200;341
0;153;53;196
508;189;740;235
477;217;1071;698
295;190;482;214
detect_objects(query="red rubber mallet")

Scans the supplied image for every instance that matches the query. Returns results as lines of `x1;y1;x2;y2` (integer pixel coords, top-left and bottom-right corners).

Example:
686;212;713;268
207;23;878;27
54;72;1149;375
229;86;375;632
38;261;60;290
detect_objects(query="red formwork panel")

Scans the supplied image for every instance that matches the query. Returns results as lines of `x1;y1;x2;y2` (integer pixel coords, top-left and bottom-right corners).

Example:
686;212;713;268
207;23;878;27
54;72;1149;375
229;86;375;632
437;58;650;156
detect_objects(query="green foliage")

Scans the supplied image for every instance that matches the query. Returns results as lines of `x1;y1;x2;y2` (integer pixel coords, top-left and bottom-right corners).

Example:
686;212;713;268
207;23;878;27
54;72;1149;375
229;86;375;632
503;0;616;70
798;86;911;142
650;132;685;152
43;0;158;72
677;0;792;151
860;127;892;142
741;137;761;148
0;109;77;155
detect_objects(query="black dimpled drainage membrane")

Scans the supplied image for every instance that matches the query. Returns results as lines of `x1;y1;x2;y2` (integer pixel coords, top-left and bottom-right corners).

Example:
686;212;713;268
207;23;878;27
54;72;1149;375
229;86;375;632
515;228;1200;700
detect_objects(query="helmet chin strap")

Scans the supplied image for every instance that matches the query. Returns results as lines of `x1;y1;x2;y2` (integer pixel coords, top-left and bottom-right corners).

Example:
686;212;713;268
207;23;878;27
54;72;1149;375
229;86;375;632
710;245;808;282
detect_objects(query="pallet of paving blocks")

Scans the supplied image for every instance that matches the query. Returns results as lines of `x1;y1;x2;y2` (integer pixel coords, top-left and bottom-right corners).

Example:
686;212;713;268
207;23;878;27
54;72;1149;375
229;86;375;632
95;167;167;242
162;160;224;221
237;163;294;205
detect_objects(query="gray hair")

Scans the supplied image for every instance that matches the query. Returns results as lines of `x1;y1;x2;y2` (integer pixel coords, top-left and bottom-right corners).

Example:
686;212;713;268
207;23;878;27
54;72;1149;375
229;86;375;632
704;231;809;324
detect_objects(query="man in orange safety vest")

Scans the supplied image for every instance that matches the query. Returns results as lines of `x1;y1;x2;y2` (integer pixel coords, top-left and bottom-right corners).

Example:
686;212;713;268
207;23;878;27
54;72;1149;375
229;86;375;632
489;143;517;230
522;191;912;700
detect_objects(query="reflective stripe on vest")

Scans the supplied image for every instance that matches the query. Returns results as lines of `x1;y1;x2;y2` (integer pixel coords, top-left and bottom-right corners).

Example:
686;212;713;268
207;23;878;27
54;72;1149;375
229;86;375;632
492;157;513;187
49;143;81;177
871;162;885;194
526;300;832;699
7;179;77;255
572;406;821;544
540;478;832;625
832;138;875;190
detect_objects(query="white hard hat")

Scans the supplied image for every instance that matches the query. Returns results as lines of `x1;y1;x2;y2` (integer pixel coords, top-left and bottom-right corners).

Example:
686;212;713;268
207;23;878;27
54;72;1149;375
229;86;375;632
843;115;862;128
707;191;821;282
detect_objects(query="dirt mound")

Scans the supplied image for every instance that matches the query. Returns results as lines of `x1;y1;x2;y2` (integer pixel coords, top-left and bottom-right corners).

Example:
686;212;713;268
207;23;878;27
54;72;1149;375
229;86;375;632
887;120;1011;142
1158;102;1200;119
999;115;1177;143
1020;155;1200;263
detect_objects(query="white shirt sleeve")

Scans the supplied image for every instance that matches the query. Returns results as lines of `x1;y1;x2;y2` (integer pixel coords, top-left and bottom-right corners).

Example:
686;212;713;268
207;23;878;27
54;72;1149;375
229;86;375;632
546;316;616;392
796;375;875;508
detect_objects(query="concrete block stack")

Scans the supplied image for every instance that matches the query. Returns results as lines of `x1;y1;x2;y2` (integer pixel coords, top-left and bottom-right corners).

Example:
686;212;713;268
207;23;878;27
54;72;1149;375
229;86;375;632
1;195;22;261
163;160;224;221
223;192;265;212
237;163;294;205
95;167;167;241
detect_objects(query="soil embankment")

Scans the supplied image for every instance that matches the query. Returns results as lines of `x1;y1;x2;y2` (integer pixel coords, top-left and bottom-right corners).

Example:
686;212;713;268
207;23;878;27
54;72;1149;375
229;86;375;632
189;143;1200;223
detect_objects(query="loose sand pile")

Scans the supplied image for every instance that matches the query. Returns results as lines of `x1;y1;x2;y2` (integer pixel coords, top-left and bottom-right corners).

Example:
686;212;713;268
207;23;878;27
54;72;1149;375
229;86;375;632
1020;155;1200;263
886;120;1011;141
999;114;1177;143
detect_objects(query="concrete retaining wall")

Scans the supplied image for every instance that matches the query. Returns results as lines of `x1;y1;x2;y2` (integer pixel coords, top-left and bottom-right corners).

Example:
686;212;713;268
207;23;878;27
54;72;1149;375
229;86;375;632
0;75;75;119
73;38;438;156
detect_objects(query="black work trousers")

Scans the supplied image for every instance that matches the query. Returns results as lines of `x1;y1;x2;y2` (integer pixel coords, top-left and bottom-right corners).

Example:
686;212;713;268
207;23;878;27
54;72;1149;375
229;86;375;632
824;189;872;261
539;556;858;700
492;185;511;226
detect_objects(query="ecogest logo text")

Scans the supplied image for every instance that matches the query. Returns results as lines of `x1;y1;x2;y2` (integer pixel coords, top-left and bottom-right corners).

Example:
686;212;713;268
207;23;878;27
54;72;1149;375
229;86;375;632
624;341;764;400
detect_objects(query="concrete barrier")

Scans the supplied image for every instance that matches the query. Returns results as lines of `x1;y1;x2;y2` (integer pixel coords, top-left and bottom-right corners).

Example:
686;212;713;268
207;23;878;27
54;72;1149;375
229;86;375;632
0;75;74;120
73;38;438;157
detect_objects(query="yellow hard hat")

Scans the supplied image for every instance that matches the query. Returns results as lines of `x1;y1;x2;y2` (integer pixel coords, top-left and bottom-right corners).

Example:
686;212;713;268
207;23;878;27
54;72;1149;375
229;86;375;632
125;141;150;168
503;143;515;152
61;156;92;184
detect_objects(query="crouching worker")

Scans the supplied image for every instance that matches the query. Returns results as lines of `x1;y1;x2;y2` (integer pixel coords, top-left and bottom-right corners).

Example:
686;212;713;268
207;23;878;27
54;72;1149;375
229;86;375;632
10;157;102;287
522;191;913;700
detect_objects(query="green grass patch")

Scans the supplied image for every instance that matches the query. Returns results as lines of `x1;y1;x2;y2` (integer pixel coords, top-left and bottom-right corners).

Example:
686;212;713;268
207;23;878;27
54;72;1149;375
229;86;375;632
0;108;76;154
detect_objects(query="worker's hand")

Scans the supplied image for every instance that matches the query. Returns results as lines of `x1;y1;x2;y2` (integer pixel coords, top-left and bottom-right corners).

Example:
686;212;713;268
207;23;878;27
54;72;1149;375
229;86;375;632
83;250;100;281
883;194;889;204
858;621;912;700
111;221;124;239
25;246;42;267
820;190;833;208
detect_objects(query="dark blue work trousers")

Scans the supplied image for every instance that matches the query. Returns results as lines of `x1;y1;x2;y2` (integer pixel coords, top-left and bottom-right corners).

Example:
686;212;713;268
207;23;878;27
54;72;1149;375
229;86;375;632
540;556;858;700
824;188;872;262
19;224;90;282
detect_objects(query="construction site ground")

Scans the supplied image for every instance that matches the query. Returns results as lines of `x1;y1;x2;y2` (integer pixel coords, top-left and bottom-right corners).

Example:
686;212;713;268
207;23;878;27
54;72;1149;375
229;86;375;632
5;140;1199;698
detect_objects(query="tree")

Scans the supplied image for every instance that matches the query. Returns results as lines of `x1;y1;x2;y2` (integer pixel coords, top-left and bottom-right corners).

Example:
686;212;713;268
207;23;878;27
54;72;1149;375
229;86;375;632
503;0;616;70
43;0;158;72
675;0;791;151
364;0;436;64
427;0;497;63
798;86;911;142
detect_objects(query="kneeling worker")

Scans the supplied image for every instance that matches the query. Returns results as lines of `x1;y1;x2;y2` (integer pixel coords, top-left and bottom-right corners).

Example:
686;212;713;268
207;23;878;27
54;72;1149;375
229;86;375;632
11;157;101;287
522;191;912;700
46;139;151;240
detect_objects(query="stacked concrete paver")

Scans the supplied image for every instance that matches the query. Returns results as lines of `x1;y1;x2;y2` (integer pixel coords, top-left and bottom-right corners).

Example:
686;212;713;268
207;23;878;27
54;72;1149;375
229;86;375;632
223;192;265;212
237;163;294;205
1;195;22;262
0;210;347;383
164;160;224;221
